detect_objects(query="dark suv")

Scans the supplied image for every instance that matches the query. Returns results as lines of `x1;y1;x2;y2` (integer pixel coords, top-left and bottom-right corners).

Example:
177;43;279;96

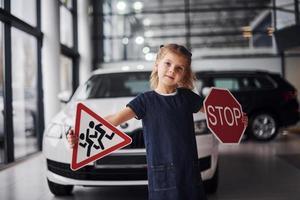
195;70;300;141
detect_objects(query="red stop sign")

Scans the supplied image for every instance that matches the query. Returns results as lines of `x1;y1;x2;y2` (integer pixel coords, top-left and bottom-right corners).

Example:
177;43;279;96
203;87;246;144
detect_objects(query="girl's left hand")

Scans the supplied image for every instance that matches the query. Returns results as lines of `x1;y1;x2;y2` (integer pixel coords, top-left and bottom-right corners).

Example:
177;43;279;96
242;112;248;128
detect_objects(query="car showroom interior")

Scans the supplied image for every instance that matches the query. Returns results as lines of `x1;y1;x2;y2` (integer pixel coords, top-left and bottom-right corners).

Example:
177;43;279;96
0;0;300;199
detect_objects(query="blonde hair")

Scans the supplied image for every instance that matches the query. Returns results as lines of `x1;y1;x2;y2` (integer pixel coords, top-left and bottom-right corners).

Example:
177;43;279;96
150;43;196;90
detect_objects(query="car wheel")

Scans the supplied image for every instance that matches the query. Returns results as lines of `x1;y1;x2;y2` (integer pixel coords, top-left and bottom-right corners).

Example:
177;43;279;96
249;112;278;141
204;164;218;194
47;179;74;196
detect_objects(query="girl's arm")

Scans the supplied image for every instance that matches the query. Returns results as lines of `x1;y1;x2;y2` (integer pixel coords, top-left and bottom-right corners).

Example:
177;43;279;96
104;107;136;126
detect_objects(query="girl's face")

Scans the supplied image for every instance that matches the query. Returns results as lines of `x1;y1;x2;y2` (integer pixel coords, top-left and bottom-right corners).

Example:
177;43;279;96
155;52;188;90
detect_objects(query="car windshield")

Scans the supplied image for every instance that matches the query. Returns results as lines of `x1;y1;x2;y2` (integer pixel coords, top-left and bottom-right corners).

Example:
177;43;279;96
75;72;151;99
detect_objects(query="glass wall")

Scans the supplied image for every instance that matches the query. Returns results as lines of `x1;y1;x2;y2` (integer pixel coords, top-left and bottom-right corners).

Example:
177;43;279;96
11;0;37;27
299;1;300;23
102;0;275;62
276;0;296;29
59;0;78;95
11;28;38;159
0;23;4;164
60;55;73;95
60;5;74;47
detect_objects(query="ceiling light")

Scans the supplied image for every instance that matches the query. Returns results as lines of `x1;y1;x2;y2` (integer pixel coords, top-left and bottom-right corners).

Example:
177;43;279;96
122;66;130;71
135;36;144;45
133;1;143;11
122;37;129;45
116;1;127;12
242;32;252;38
267;27;274;36
143;18;151;26
145;53;155;61
242;26;252;32
144;30;153;37
142;46;150;54
137;65;144;70
242;26;252;38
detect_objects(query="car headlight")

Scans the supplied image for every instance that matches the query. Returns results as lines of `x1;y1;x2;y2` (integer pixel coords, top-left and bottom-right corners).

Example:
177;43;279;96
194;120;210;135
45;123;64;138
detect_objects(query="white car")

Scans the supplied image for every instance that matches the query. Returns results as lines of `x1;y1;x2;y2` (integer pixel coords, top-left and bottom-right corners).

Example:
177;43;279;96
42;66;219;196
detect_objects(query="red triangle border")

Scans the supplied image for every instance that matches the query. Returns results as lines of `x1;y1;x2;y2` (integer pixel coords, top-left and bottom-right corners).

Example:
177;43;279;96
71;103;132;171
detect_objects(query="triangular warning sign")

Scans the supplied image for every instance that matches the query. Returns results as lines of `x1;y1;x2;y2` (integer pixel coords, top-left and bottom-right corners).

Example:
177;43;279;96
71;103;132;171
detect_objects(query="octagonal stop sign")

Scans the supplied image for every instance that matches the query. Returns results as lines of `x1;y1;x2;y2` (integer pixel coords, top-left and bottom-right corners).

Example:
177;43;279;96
203;87;246;144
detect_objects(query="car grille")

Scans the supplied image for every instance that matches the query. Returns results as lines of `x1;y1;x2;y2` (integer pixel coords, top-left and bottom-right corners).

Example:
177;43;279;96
123;129;145;149
95;155;147;168
47;159;148;181
46;156;211;181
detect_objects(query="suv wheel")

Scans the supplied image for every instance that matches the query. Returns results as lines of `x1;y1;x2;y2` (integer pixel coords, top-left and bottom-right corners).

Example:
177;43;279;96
204;165;218;194
47;179;74;196
249;112;278;141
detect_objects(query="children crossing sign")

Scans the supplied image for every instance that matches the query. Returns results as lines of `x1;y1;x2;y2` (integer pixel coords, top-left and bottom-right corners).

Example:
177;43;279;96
71;103;132;171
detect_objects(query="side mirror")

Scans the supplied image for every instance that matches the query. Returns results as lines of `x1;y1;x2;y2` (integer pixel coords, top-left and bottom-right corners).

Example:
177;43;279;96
58;91;72;103
201;87;211;97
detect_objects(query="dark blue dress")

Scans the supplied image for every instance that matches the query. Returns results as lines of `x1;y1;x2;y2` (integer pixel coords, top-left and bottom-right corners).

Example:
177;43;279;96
127;88;207;200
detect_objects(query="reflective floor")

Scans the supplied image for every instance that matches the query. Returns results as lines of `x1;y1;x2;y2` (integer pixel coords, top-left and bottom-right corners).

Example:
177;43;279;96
1;131;300;200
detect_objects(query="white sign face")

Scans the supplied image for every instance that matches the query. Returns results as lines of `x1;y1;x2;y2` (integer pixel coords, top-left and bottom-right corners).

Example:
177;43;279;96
76;111;124;163
71;103;132;171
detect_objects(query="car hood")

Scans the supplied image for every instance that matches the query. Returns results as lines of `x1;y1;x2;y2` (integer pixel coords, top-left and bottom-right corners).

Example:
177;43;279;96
50;97;141;133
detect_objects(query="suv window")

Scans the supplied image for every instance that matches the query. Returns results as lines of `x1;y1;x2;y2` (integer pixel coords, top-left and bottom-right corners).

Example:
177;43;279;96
213;78;239;91
212;76;275;92
253;76;276;89
239;77;258;90
75;72;151;99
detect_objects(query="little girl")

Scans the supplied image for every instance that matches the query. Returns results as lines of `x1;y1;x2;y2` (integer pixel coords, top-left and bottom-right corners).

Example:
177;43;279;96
68;43;247;200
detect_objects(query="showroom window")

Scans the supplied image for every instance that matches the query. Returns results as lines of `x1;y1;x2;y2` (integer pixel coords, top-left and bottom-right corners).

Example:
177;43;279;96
60;0;74;47
11;0;37;27
60;55;73;95
0;22;4;164
298;1;300;23
0;0;43;165
11;28;38;159
275;0;299;29
59;0;79;95
100;0;277;63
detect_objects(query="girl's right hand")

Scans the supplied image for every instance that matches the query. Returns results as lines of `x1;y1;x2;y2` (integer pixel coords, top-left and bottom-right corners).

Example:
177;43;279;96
67;129;78;149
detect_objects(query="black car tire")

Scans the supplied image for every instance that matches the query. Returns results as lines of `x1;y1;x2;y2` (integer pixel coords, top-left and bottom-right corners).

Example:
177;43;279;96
204;164;218;194
249;112;278;141
47;179;74;196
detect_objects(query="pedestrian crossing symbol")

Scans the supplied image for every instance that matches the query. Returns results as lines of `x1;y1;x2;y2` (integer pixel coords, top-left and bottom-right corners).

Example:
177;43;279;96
71;103;132;171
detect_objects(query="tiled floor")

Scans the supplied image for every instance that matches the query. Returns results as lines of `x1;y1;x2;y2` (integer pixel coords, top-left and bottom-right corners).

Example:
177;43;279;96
1;131;300;200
